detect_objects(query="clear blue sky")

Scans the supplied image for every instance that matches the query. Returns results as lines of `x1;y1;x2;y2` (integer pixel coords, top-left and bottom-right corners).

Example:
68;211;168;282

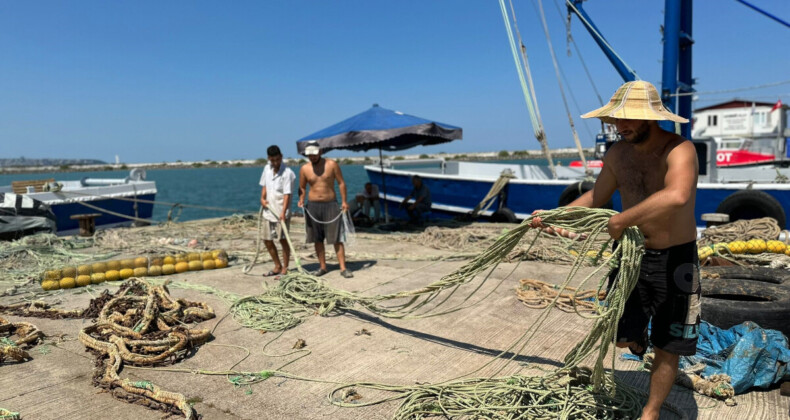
1;1;789;163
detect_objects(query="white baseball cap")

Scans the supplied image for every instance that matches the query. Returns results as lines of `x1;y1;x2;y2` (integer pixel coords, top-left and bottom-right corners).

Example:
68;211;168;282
304;144;320;156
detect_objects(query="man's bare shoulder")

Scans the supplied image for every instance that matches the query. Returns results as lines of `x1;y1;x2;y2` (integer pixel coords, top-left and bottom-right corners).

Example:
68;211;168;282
664;134;696;158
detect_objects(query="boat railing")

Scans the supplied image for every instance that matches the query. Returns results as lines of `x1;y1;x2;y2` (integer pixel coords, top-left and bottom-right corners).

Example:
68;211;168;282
382;158;447;174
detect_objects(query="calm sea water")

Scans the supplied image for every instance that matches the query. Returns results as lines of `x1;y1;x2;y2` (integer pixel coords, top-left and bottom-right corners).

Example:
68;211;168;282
0;157;573;222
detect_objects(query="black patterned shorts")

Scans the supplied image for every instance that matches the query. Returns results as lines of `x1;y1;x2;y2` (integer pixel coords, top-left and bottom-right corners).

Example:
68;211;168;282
609;240;701;356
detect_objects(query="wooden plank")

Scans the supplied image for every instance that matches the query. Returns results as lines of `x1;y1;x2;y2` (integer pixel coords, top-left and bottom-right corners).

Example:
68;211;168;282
10;179;55;194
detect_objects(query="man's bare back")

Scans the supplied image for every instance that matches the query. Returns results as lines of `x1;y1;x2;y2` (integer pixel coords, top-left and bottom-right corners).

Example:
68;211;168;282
300;158;340;203
604;131;698;249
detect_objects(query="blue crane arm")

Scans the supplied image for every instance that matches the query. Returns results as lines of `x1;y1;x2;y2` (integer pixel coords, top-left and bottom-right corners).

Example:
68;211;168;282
566;0;638;83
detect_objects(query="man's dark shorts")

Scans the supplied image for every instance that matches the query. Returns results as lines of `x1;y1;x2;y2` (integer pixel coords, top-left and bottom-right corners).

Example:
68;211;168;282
609;240;701;356
305;201;342;244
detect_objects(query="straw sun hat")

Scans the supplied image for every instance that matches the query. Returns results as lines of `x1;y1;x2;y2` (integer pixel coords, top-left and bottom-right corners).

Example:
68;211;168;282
581;80;688;124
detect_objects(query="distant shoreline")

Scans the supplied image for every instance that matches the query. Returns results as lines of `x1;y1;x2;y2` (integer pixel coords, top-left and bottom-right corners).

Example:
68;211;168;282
0;148;594;175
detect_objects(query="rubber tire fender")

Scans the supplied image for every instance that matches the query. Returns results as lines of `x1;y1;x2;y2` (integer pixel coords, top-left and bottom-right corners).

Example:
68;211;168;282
701;278;790;338
701;266;790;286
490;207;518;223
715;189;786;229
557;181;613;209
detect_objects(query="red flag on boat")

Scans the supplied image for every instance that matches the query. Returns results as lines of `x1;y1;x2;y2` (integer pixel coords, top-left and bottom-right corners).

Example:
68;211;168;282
770;99;783;112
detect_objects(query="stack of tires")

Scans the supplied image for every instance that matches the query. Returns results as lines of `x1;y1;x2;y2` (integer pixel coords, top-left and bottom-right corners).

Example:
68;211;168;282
700;266;790;338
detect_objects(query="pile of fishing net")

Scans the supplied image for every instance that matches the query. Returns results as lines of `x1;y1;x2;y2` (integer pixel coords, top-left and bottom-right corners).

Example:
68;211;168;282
0;316;44;364
1;279;215;419
397;223;611;264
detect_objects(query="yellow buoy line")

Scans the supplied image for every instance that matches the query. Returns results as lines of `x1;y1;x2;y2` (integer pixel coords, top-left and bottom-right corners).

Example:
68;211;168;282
698;239;788;261
39;250;229;291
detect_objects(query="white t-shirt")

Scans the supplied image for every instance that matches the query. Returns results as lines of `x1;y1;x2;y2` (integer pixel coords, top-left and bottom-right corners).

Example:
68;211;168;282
259;164;296;222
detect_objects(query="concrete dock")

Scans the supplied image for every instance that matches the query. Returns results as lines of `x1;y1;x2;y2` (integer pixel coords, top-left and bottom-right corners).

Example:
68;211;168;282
0;217;787;419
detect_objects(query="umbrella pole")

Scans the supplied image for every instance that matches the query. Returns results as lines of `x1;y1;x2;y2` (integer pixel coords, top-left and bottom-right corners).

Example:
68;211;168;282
380;148;390;223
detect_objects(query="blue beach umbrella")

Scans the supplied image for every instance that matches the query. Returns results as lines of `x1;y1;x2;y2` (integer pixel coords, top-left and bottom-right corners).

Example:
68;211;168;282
296;104;462;222
296;104;462;154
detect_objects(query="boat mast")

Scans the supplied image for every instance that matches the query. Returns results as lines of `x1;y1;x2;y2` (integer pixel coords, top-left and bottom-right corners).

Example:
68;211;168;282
661;0;694;140
567;0;695;140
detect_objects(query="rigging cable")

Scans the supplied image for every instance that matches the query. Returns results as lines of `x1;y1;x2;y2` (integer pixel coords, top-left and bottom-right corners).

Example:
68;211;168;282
498;0;557;179
532;0;588;170
670;79;790;97
564;0;641;81
553;0;605;107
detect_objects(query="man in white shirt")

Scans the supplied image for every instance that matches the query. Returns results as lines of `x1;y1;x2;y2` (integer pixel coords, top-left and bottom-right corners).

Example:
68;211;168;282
259;145;296;277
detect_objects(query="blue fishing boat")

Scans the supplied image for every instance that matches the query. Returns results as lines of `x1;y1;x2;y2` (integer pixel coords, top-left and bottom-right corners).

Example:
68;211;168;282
365;0;790;228
0;169;157;237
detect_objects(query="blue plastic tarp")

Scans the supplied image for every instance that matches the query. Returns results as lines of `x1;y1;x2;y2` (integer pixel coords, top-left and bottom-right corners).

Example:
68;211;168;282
680;321;790;394
623;321;790;394
296;105;462;154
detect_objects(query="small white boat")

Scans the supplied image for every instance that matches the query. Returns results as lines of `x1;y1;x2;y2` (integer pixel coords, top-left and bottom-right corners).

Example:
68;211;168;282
0;169;157;237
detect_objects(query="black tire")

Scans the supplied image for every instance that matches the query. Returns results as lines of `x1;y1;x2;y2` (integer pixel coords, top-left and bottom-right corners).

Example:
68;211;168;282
701;266;790;285
490;207;517;223
701;278;790;338
716;190;786;229
557;181;613;209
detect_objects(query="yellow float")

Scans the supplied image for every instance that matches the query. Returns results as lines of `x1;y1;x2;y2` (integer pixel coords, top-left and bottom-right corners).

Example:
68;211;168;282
76;275;92;287
39;249;231;290
105;270;121;282
91;272;106;284
766;240;786;254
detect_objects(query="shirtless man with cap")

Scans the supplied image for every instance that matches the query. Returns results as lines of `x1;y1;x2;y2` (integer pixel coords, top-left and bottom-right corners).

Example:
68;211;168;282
532;80;699;420
298;143;353;278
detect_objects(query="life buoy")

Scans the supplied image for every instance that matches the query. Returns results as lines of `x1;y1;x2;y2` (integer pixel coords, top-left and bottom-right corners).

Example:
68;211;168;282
557;181;613;209
716;190;786;229
491;207;517;223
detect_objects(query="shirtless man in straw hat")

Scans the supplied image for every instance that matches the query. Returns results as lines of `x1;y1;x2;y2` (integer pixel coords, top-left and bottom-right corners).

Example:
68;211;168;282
298;142;353;278
532;80;699;420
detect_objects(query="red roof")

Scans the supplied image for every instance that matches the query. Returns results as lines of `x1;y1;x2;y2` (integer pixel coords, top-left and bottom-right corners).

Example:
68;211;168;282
694;99;776;113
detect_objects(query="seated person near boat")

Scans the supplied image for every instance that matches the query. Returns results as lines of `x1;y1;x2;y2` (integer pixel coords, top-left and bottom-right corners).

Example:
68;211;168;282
259;145;296;278
350;182;380;222
400;175;431;223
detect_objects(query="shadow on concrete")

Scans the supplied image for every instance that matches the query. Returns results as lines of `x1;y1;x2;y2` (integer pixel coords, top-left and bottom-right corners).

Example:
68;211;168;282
344;309;562;368
300;259;377;274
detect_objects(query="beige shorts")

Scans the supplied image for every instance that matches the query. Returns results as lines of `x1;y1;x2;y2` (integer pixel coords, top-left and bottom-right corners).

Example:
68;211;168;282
262;218;290;241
